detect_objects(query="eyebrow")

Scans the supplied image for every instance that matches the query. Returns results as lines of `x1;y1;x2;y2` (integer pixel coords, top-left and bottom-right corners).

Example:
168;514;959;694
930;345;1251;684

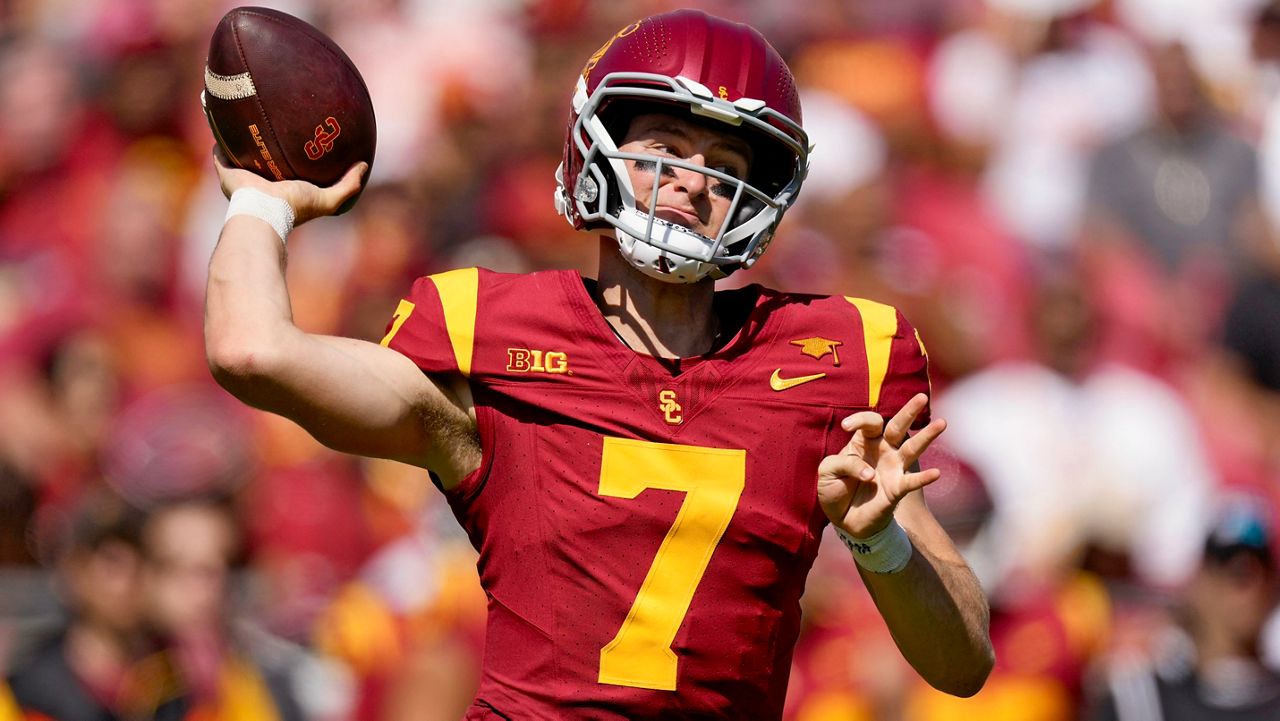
645;122;753;167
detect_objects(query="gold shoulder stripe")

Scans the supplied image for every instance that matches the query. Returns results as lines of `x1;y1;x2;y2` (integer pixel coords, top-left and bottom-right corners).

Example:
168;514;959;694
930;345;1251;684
844;297;898;407
430;268;479;377
0;679;20;721
914;327;933;396
380;299;416;347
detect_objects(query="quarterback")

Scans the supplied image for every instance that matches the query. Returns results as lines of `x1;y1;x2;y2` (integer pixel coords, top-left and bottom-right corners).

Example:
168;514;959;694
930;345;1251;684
204;9;993;719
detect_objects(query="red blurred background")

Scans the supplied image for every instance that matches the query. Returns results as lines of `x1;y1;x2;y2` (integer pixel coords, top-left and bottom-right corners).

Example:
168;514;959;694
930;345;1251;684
2;1;1280;719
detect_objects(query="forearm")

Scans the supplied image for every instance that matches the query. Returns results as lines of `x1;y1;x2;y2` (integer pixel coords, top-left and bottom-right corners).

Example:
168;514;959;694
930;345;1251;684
203;217;369;419
204;215;301;387
819;402;991;695
857;530;993;696
203;214;361;431
205;159;365;363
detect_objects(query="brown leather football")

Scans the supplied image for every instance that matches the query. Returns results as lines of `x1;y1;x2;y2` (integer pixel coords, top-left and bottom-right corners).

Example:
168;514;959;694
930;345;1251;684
202;6;375;192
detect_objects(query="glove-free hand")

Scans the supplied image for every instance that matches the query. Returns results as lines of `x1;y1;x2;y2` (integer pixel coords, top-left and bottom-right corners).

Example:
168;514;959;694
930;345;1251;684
212;145;366;225
817;393;946;539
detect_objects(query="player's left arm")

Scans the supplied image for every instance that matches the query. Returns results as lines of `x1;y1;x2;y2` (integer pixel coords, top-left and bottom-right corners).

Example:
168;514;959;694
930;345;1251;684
817;395;994;697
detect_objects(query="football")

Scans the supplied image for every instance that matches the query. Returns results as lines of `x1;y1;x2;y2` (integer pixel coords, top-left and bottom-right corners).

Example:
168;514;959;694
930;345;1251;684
202;6;375;194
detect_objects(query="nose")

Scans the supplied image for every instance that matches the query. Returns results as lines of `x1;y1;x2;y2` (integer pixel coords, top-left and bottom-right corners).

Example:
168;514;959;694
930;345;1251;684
670;154;709;199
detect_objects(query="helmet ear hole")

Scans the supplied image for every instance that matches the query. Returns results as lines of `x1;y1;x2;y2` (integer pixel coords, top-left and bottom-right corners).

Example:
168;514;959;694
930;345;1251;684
745;129;798;197
580;157;623;232
599;99;642;143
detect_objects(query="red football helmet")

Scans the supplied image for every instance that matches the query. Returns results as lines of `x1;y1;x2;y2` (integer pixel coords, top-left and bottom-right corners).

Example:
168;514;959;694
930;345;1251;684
555;10;810;283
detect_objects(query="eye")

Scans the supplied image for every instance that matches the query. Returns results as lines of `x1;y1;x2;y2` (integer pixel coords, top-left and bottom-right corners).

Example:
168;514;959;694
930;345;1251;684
710;180;738;199
709;163;746;200
712;163;742;179
632;157;677;177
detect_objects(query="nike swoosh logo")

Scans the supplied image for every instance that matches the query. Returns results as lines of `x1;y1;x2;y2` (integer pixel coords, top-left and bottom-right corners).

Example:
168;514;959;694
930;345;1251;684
770;369;827;391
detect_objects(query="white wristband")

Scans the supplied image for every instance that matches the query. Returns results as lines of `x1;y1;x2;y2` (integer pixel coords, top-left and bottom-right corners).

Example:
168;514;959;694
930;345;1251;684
225;187;295;244
836;519;913;574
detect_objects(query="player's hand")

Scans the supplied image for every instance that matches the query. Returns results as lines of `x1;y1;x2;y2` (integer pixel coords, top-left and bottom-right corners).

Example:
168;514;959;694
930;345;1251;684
212;145;366;225
817;393;946;539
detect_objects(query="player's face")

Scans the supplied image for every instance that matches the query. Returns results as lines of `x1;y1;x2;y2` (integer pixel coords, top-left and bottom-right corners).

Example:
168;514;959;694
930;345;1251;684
617;113;752;240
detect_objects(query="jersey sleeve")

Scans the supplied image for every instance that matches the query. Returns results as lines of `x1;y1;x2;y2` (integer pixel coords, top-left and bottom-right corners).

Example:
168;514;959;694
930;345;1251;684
379;268;480;377
844;297;932;429
880;309;932;429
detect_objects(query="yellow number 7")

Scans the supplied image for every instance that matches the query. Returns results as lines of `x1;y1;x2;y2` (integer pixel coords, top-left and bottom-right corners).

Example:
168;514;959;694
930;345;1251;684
597;437;746;691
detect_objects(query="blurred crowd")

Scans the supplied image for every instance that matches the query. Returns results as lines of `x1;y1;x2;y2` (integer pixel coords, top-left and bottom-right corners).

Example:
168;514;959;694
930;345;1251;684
2;0;1280;719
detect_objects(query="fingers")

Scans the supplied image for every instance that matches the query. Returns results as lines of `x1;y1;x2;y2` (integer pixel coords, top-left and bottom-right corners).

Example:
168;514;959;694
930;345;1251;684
883;393;929;448
211;144;268;199
837;411;884;475
819;452;873;482
212;144;234;197
843;393;931;450
841;452;876;482
898;417;946;467
900;467;942;494
323;161;368;207
840;410;883;436
212;142;232;168
212;151;367;224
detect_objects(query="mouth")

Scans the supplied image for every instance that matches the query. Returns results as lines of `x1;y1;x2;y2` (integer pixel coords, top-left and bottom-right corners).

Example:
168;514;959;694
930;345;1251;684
621;208;716;244
655;206;701;230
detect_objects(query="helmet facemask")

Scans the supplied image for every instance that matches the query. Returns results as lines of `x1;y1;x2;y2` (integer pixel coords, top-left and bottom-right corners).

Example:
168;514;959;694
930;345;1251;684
556;71;808;284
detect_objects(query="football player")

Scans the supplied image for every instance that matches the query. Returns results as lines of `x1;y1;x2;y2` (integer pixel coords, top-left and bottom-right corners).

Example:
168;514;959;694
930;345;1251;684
205;9;993;718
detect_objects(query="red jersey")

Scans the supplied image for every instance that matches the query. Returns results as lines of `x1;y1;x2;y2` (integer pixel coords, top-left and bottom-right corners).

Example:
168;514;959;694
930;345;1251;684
382;268;930;720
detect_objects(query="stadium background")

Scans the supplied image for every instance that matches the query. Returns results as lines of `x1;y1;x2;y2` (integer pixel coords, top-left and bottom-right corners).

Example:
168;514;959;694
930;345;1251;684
2;0;1280;718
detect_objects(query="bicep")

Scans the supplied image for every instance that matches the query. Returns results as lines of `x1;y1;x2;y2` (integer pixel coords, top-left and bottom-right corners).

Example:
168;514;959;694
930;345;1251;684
235;330;478;477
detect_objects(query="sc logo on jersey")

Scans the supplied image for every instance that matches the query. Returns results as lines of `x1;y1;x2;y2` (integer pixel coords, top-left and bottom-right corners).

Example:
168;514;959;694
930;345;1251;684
507;348;570;375
659;390;682;425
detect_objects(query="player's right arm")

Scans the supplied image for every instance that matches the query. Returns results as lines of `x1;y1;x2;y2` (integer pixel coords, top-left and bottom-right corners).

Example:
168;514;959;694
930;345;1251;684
204;155;480;487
